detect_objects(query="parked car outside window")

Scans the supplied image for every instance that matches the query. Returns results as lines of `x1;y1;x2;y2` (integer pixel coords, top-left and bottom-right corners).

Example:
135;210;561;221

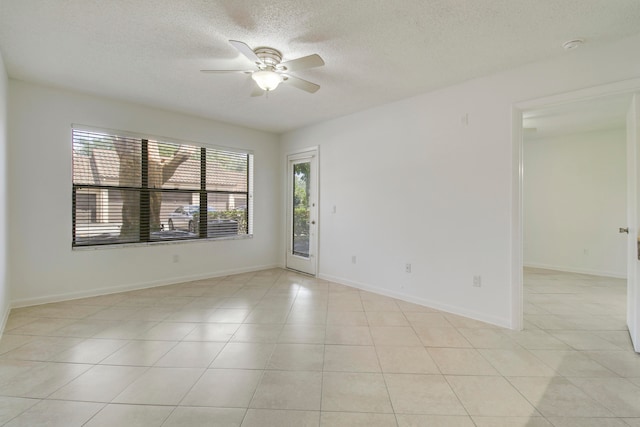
167;205;214;233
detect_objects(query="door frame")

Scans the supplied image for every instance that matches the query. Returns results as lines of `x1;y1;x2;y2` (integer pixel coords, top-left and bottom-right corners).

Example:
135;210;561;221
511;77;640;332
284;146;319;276
627;93;640;351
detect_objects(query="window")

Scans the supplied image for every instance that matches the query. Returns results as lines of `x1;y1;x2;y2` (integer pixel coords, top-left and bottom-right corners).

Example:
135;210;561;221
72;127;253;247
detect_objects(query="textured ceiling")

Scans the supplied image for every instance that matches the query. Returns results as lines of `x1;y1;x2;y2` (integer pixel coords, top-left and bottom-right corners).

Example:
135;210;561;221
1;1;640;133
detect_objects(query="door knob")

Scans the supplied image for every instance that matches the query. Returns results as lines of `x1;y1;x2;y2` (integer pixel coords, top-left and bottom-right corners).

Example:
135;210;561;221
311;221;316;225
619;227;629;234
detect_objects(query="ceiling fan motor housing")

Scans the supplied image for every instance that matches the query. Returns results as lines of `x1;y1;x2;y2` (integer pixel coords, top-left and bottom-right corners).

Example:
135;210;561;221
253;47;283;69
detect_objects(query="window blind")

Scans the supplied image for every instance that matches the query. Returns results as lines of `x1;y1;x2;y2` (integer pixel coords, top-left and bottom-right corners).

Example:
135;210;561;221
72;128;252;247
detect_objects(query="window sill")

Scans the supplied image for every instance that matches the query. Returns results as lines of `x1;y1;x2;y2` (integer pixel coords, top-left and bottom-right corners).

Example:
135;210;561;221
72;233;253;251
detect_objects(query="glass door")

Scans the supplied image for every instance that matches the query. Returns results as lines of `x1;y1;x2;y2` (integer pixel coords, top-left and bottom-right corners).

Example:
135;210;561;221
286;150;318;275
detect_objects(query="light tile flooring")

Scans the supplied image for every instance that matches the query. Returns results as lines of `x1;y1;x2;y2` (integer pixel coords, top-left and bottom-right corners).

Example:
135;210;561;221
0;268;638;426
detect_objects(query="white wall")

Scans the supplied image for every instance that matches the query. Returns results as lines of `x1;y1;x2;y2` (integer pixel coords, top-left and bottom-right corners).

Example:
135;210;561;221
0;52;10;328
8;81;282;306
281;34;640;328
524;129;626;277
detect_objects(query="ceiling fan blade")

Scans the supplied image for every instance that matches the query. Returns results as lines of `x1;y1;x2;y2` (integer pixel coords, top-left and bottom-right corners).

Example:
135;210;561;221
282;74;320;93
229;40;264;66
278;54;324;72
200;69;253;73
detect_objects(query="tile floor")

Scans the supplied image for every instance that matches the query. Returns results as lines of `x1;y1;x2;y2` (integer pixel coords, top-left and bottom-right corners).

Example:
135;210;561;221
0;267;638;426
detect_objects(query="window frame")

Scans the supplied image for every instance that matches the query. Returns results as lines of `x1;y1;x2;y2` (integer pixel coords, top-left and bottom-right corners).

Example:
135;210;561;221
71;125;253;248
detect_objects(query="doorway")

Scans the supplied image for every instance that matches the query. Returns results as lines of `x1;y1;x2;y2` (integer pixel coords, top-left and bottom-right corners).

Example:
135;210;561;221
285;149;318;275
513;81;640;352
522;96;628;342
522;95;629;279
523;95;630;338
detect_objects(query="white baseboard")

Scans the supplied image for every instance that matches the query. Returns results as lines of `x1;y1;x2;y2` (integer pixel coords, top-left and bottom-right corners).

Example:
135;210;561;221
10;264;514;330
523;262;626;279
318;273;512;329
11;263;281;309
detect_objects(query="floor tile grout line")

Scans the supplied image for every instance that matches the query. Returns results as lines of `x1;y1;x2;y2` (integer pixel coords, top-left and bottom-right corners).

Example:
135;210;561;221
318;272;330;419
77;402;110;427
502;374;618;421
370;336;402;426
234;268;286;425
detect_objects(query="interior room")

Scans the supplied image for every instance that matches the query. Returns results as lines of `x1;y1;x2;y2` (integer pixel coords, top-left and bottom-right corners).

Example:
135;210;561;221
1;1;640;426
524;96;630;279
520;98;637;421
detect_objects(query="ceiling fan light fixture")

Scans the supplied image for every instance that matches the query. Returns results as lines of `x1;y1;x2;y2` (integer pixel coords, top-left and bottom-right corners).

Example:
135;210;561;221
252;70;283;91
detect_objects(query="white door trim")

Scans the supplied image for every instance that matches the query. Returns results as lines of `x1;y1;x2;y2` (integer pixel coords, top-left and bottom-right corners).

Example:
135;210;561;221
627;94;640;352
285;147;319;276
511;77;640;331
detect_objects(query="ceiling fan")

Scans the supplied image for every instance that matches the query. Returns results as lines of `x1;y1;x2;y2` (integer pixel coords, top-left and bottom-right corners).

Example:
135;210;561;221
201;40;324;94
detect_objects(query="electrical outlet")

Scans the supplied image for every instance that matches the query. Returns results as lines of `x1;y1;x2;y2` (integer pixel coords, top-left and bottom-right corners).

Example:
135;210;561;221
405;263;412;273
473;275;482;287
352;255;357;264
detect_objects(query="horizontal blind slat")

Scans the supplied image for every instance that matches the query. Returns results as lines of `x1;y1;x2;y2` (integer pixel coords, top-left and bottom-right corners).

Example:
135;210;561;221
149;140;202;190
73;129;141;187
206;150;248;191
